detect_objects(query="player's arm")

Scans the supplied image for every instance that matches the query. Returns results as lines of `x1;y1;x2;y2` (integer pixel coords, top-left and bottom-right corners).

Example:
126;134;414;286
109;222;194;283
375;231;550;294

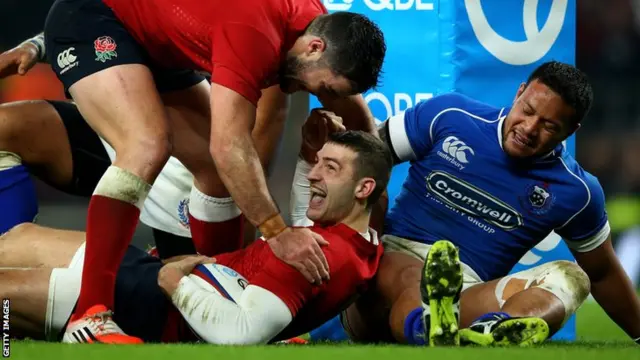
557;177;640;344
253;85;288;172
317;94;376;134
209;24;329;284
377;93;461;165
0;32;45;78
571;237;640;344
157;256;294;345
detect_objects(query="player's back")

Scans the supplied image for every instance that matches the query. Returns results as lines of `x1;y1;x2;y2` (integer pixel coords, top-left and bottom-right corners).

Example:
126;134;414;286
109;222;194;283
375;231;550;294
102;0;326;72
385;93;607;281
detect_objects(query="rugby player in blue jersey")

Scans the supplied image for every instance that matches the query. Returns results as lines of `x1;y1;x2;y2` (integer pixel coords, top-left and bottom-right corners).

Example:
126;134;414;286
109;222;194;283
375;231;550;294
333;61;640;347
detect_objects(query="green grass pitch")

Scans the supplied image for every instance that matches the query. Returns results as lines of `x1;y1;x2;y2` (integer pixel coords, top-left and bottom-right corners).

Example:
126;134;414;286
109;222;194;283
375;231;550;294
7;300;638;359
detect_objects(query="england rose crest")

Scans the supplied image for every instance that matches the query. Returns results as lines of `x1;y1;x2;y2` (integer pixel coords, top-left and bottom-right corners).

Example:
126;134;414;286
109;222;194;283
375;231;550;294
94;36;118;63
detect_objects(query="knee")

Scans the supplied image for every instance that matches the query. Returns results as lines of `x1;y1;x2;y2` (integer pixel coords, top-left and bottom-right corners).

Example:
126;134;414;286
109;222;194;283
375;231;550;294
533;260;591;315
0;223;36;259
550;260;590;300
119;133;172;176
0;104;25;151
1;223;36;241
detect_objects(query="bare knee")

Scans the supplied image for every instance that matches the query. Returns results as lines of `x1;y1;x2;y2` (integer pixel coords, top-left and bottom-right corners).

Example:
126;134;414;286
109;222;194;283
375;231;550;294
0;101;34;153
118;134;172;181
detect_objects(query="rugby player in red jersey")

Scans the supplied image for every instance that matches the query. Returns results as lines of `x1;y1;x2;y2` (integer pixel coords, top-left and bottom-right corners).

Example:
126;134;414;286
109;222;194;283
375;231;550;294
42;0;385;343
0;131;392;344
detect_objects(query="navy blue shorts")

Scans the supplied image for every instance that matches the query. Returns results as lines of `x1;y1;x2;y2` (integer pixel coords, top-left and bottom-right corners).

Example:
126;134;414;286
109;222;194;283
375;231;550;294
112;246;169;342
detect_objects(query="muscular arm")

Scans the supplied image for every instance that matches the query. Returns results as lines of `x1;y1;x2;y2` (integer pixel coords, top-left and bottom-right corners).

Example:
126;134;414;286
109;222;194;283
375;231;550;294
209;84;281;228
572;237;640;342
253;85;288;172
318;94;376;134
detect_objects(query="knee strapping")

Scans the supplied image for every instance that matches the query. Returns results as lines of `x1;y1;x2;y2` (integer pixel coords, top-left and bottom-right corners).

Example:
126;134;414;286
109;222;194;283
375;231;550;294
0;151;22;171
496;260;590;322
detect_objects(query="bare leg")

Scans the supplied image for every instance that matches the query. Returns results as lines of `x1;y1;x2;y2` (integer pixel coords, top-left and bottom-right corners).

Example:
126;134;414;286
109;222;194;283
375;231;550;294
0;268;52;340
0;223;84;268
0;100;74;187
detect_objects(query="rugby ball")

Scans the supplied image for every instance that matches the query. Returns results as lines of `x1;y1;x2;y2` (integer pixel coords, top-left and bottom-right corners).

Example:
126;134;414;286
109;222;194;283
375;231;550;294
188;263;248;303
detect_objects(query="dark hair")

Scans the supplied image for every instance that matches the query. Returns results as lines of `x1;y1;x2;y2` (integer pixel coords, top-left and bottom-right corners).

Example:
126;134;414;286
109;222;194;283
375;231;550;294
526;61;593;123
305;12;386;93
327;130;392;208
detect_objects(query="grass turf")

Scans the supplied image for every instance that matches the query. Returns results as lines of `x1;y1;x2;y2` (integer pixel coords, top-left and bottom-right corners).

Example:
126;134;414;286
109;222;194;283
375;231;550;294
5;300;637;360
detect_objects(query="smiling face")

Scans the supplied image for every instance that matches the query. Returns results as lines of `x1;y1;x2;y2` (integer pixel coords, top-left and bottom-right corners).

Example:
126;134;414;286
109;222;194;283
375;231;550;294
306;143;359;224
502;80;580;158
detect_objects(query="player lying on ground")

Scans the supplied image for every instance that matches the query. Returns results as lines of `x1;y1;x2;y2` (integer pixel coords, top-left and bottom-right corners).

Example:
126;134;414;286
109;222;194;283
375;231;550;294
40;0;386;343
302;62;639;346
0;130;392;345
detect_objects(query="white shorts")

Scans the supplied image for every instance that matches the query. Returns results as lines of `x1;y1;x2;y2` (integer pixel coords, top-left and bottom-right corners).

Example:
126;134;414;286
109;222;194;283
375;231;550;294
45;243;85;340
381;234;483;292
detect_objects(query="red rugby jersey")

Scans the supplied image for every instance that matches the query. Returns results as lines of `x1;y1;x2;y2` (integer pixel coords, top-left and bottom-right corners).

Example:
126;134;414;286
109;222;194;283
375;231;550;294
101;0;327;105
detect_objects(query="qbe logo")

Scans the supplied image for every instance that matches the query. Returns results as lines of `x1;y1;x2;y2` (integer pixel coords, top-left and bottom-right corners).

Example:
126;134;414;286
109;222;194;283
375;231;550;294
323;0;434;11
465;0;568;65
365;92;433;123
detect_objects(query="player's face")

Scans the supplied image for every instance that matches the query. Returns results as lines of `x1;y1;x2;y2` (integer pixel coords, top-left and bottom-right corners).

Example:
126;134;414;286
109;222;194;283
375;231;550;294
503;80;579;158
306;144;359;224
279;40;354;98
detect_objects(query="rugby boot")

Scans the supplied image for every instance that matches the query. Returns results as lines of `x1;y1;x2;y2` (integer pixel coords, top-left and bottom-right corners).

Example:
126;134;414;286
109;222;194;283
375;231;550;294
421;240;463;346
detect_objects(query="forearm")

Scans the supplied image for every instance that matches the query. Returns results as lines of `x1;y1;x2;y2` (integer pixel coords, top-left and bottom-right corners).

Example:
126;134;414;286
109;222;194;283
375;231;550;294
289;158;313;226
171;278;292;344
253;86;287;171
211;131;280;227
590;265;640;340
320;94;376;134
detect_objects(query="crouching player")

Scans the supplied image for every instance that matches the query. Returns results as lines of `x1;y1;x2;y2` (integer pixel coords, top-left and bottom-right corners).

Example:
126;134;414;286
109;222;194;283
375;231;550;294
0;131;393;344
339;61;640;346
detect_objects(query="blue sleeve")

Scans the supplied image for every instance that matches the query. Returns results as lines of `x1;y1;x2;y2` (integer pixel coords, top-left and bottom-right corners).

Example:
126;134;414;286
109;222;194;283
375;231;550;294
556;173;610;252
402;92;465;159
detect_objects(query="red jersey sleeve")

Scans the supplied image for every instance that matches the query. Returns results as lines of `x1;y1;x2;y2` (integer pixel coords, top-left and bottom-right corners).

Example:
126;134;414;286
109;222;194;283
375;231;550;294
249;248;317;316
210;23;280;105
287;0;328;35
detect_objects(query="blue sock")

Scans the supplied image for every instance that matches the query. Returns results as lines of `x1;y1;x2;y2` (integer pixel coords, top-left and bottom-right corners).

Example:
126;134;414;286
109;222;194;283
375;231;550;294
404;307;426;345
0;165;38;234
308;315;349;342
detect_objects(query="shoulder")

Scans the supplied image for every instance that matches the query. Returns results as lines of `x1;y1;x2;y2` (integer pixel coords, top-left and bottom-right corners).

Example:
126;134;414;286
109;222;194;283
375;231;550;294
556;152;605;206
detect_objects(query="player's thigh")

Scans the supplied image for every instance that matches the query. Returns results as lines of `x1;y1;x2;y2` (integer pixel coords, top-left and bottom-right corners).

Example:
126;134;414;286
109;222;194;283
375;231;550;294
0;268;52;340
0;100;73;186
45;0;171;177
161;80;228;195
35;101;112;196
0;223;85;268
113;246;171;342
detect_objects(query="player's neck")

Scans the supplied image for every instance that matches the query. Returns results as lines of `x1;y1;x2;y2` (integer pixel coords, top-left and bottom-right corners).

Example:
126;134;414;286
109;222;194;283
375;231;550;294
338;206;371;234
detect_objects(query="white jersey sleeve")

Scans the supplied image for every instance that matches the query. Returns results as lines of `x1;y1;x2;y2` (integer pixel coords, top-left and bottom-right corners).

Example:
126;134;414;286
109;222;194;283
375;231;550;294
556;171;610;252
289;157;314;227
172;277;292;344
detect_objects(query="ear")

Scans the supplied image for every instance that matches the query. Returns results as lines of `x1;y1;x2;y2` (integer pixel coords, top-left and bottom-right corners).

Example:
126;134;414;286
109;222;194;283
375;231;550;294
569;122;581;135
514;82;526;103
305;36;326;59
354;177;376;202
